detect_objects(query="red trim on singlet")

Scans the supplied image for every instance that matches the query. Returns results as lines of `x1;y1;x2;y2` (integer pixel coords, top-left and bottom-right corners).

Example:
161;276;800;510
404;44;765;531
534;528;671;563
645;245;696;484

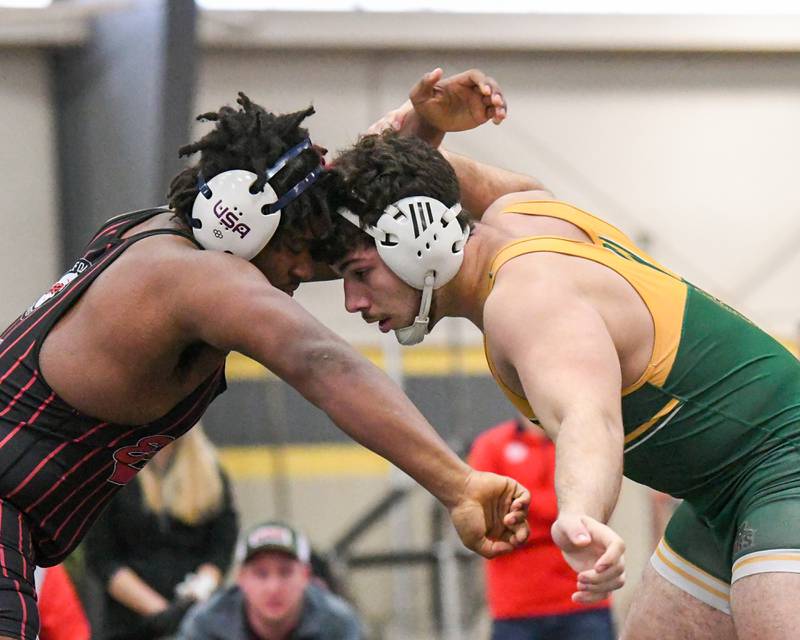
0;506;6;578
0;340;36;386
16;579;28;640
36;460;112;527
17;513;26;579
92;221;128;242
50;473;113;539
22;422;109;512
38;368;223;545
26;449;102;513
0;243;126;361
7;441;69;500
0;373;39;420
59;485;118;556
0;390;53;453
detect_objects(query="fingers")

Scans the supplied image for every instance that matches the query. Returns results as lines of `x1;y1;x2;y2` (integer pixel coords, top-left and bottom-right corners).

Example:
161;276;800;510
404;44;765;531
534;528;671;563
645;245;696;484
560;515;592;548
410;67;443;104
467;69;506;123
572;588;614;604
574;569;626;604
511;483;530;511
473;536;516;559
366;99;414;135
582;517;626;569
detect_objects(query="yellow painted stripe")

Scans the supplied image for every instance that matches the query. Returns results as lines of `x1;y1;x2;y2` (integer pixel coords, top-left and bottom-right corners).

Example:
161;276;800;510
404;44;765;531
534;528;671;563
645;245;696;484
624;398;681;445
733;552;800;571
218;444;391;480
225;338;796;382
656;545;730;602
662;540;730;590
225;346;491;381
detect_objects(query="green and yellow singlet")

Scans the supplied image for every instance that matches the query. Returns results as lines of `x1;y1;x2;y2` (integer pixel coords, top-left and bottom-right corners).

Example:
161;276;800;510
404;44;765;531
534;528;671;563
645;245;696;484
483;201;800;519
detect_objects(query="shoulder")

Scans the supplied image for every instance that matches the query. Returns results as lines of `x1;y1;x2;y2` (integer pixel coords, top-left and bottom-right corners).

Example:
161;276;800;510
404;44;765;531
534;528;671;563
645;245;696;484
307;585;362;634
481;189;556;225
178;586;243;638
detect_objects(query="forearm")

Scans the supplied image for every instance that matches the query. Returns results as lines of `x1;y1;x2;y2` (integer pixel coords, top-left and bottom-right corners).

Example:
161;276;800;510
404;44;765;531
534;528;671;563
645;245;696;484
292;341;471;508
553;414;623;523
107;567;169;616
441;149;546;218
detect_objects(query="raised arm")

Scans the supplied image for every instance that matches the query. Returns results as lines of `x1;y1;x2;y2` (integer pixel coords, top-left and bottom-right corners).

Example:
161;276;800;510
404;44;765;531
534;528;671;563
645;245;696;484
172;250;529;558
370;68;551;217
439;149;549;218
485;267;626;602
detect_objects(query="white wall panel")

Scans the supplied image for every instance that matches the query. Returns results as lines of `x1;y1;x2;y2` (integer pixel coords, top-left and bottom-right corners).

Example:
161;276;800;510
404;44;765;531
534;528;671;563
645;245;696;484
199;49;800;343
0;50;58;328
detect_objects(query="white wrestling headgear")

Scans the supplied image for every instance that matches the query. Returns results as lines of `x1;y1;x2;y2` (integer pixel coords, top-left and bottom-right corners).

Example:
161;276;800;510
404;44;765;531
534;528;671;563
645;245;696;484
339;196;468;345
191;139;323;260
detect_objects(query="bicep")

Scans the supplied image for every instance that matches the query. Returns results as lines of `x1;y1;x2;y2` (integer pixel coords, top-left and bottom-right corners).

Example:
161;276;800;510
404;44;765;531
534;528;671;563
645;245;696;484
487;285;623;436
174;255;346;384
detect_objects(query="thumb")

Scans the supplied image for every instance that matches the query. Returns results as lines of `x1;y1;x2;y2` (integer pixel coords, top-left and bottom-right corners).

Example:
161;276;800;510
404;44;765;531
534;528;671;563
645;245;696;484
560;514;592;547
410;68;443;104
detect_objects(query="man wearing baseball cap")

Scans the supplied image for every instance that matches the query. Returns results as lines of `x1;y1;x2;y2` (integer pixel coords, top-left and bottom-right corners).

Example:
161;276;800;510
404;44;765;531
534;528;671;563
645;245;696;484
177;522;363;640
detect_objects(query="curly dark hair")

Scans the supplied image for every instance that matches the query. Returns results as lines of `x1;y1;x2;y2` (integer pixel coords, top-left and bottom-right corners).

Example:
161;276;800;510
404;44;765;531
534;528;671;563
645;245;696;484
167;92;336;249
318;130;469;264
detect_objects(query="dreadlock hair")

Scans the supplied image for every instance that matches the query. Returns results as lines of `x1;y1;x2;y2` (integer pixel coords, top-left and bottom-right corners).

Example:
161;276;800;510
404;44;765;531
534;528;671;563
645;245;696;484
317;129;470;265
168;92;336;250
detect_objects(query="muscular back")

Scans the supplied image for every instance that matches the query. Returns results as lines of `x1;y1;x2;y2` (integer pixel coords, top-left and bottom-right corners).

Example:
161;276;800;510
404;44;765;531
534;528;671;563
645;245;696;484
39;213;227;424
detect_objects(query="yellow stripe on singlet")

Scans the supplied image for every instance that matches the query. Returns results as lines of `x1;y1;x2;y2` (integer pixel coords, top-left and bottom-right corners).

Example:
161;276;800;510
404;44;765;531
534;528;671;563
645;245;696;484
624;398;681;446
483;201;687;421
661;539;731;590
732;552;800;571
657;542;731;601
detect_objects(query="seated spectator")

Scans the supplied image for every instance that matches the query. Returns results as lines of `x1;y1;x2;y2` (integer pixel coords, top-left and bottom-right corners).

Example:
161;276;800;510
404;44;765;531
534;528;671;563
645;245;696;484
469;415;615;640
85;423;238;639
178;521;364;640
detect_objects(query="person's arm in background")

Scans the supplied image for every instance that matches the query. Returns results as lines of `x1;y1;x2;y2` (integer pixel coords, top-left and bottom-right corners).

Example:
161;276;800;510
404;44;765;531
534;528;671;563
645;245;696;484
84;495;170;616
368;68;552;217
178;468;239;602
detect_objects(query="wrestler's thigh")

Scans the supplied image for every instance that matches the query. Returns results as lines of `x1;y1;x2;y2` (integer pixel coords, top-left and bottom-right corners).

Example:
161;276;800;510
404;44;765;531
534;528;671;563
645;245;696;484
731;573;800;640
621;563;736;640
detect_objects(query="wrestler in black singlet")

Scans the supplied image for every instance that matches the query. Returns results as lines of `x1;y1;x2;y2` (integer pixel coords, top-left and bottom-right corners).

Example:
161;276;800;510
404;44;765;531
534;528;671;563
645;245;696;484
0;209;226;639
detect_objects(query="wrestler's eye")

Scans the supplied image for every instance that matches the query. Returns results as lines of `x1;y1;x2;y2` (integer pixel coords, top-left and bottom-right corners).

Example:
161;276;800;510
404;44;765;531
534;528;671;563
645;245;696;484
354;269;369;281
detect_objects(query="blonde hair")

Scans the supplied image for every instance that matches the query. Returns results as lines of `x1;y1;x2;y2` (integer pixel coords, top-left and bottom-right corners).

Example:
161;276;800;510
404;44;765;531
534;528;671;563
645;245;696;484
139;423;224;525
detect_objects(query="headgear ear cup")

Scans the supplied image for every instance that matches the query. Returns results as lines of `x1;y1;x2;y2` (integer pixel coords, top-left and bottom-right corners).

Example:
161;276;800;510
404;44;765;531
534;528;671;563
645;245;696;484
190;139;323;260
338;196;468;345
191;170;281;260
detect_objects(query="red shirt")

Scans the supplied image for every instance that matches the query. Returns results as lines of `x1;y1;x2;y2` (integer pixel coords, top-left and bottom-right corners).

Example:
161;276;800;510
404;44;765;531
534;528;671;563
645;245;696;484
37;564;91;640
468;420;610;619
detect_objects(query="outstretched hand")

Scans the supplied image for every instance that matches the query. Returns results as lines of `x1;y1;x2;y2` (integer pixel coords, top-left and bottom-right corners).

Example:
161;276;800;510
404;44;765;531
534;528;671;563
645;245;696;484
367;67;507;142
551;513;626;604
448;470;530;559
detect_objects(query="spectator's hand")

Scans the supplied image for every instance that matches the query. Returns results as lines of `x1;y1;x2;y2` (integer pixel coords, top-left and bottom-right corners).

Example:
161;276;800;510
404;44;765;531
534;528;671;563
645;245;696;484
551;513;626;604
175;571;217;602
448;469;530;558
142;597;195;637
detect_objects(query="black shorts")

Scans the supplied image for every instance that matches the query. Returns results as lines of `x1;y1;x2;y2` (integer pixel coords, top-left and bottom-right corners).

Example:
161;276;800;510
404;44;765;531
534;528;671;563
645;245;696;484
0;500;38;640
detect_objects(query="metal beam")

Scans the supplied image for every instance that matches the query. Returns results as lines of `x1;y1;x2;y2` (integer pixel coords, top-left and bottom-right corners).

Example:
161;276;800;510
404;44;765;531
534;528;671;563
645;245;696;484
51;0;196;266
